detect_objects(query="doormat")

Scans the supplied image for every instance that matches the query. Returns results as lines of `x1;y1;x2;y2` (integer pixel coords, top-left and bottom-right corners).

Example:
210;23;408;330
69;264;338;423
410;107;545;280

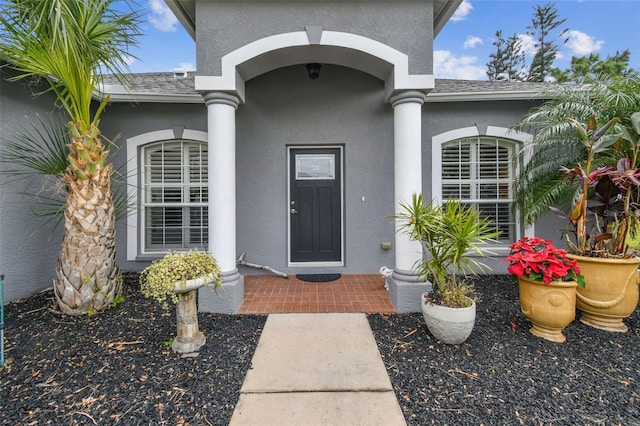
296;274;342;283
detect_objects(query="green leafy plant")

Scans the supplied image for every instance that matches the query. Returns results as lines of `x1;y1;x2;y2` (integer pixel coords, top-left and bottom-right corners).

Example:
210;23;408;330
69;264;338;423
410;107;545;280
139;249;223;310
394;194;501;307
513;74;640;258
110;294;125;308
552;112;640;257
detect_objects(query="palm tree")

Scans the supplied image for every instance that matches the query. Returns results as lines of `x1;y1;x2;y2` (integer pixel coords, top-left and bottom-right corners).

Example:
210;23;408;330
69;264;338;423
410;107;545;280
0;0;142;315
512;73;640;228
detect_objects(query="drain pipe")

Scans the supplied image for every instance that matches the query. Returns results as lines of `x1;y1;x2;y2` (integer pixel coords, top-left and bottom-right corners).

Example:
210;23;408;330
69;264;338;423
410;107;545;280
1;275;4;367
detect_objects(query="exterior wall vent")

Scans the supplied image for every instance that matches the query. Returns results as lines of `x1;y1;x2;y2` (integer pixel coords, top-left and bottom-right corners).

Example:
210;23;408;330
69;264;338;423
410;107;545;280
172;68;188;79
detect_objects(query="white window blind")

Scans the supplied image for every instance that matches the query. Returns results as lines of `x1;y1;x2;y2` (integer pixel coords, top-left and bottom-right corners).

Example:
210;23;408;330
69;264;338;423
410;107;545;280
441;137;515;243
142;140;208;252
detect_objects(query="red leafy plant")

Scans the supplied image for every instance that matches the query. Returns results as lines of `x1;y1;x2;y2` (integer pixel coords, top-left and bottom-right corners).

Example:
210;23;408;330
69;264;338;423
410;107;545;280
504;237;585;287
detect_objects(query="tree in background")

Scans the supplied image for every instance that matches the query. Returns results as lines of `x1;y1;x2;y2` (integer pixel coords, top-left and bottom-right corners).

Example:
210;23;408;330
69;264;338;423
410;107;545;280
0;0;141;315
486;30;525;81
551;50;634;83
525;2;568;82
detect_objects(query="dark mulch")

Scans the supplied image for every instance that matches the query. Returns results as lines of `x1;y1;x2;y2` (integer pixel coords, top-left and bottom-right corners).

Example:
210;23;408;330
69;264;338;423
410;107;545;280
370;275;640;426
1;274;639;425
1;272;266;425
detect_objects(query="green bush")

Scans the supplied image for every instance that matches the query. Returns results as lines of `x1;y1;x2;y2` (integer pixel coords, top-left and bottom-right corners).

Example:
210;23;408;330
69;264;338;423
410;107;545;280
140;249;222;310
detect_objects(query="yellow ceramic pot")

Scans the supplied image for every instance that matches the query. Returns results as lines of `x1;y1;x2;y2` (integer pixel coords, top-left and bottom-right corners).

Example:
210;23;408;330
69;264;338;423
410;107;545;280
567;254;640;333
518;276;577;343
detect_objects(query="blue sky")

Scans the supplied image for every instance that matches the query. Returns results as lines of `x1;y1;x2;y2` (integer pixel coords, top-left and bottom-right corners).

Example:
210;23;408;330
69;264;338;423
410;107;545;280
125;0;640;80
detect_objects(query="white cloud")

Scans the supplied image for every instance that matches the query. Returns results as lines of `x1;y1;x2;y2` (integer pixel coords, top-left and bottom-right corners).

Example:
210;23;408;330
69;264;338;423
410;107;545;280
517;34;537;57
451;0;472;22
565;30;604;56
177;62;196;72
434;50;486;80
148;0;178;32
463;36;483;50
123;55;136;66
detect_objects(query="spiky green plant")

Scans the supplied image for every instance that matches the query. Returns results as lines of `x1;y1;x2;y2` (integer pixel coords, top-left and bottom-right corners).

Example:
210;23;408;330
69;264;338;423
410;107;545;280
394;194;501;307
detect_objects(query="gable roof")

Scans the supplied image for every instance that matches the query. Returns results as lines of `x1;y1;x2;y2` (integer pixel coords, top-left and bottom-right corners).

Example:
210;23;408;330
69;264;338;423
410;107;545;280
100;72;552;104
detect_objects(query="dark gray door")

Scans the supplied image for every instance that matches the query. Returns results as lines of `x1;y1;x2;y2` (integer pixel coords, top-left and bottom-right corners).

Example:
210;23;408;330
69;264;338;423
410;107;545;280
290;148;342;263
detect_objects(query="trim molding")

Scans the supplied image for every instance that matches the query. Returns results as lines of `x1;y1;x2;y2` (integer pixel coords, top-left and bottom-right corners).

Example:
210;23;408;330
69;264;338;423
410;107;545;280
125;129;208;260
431;125;534;242
195;30;435;102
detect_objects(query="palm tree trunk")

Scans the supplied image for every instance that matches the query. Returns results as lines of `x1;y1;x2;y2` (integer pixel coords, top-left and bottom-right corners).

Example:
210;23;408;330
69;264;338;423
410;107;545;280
53;164;121;315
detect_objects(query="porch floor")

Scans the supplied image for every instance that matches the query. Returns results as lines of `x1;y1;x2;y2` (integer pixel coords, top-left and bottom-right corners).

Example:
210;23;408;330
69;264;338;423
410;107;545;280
237;274;397;314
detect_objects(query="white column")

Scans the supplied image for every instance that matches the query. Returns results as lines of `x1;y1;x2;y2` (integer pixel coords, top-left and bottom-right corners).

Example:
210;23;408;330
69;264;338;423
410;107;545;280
204;92;240;273
391;90;426;273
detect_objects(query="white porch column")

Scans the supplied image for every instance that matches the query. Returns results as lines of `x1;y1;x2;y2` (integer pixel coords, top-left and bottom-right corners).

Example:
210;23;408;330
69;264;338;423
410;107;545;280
199;91;244;313
387;90;429;313
392;90;425;271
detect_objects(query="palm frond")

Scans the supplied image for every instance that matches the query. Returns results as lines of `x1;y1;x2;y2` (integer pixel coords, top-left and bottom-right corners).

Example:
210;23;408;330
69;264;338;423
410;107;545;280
0;113;68;176
512;73;640;227
0;113;135;224
0;0;142;128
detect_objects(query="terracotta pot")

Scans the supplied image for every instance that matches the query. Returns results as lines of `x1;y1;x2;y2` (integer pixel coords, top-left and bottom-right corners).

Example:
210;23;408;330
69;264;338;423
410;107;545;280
518;276;577;343
421;293;476;344
567;254;640;333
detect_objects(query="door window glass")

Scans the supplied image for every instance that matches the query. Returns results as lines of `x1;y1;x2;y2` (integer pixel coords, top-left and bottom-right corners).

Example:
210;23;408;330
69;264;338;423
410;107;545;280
295;154;335;180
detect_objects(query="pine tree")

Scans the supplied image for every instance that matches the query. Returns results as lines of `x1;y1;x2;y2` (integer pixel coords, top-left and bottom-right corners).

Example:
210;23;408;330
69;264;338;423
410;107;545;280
486;31;525;81
551;50;634;83
526;2;568;82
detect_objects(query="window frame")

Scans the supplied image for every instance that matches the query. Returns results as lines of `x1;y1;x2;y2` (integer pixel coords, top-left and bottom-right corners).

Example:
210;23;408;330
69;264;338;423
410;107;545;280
126;129;208;260
431;126;533;254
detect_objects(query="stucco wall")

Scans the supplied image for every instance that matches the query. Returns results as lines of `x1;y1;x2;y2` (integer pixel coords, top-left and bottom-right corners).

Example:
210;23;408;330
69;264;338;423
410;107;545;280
422;97;554;273
99;102;208;272
235;64;396;275
2;67;559;300
0;71;64;301
195;0;434;76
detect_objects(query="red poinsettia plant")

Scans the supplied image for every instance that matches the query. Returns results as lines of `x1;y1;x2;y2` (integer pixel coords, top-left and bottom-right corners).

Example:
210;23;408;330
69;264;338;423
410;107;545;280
504;237;585;287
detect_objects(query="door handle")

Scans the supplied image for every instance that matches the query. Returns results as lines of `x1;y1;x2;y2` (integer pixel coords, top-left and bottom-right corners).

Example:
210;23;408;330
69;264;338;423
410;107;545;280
290;208;299;214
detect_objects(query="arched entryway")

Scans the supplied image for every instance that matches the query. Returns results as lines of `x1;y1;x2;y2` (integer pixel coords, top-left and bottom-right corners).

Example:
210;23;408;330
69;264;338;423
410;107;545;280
197;30;433;313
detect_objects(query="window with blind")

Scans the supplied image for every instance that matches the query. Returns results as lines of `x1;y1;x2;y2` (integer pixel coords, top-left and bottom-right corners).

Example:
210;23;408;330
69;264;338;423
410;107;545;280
142;140;208;252
441;137;516;243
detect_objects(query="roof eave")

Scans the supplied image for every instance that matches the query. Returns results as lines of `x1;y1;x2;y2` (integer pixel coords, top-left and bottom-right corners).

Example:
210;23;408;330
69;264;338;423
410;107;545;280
425;91;549;103
92;89;203;104
433;0;463;36
165;0;196;39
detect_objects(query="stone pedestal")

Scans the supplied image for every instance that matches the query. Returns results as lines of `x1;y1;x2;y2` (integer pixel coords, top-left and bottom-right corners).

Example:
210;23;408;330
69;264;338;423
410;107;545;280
172;289;206;353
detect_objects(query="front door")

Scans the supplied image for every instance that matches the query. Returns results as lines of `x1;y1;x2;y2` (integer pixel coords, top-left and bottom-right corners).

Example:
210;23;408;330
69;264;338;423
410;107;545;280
289;147;342;264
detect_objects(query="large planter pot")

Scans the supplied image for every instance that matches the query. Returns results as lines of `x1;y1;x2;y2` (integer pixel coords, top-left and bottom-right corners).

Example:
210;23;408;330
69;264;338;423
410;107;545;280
567;254;640;333
172;274;216;353
518;276;577;343
421;293;476;344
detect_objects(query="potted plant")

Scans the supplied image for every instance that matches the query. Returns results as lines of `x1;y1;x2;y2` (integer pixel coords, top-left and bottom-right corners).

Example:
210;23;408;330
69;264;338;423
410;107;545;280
394;194;501;344
504;237;585;342
140;249;222;353
513;75;640;333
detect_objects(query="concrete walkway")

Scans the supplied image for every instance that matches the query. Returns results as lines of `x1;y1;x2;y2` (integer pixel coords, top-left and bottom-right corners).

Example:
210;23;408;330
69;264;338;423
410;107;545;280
229;313;407;426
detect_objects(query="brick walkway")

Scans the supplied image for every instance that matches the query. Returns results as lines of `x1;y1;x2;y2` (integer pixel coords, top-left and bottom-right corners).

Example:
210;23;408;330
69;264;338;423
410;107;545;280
237;274;397;314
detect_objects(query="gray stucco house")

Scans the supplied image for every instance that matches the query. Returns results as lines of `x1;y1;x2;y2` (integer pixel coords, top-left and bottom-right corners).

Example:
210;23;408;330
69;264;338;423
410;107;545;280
0;0;558;312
